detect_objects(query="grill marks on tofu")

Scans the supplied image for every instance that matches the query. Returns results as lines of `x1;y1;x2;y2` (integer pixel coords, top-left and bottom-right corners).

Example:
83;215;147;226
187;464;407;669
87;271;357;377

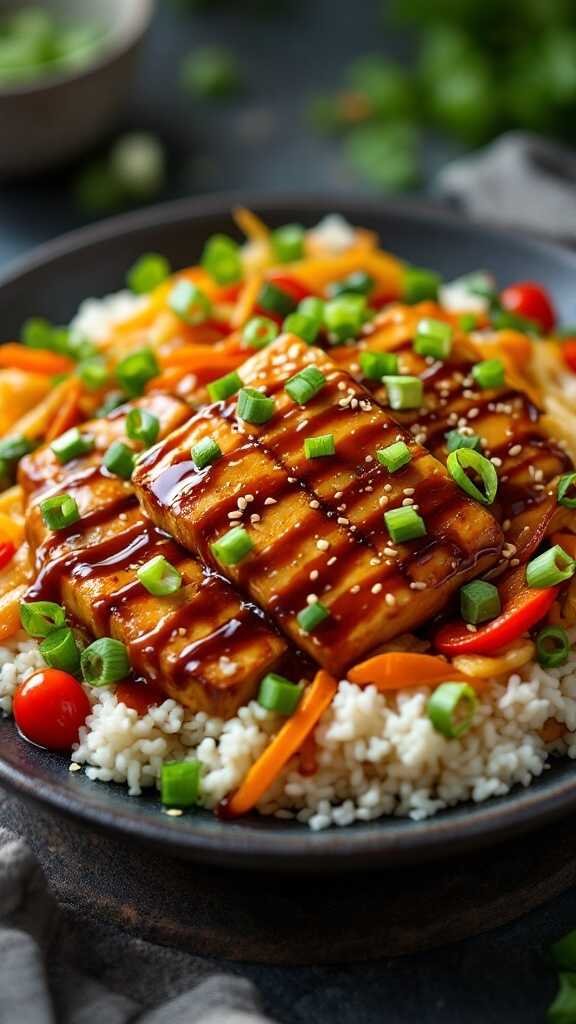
133;341;503;672
21;397;286;717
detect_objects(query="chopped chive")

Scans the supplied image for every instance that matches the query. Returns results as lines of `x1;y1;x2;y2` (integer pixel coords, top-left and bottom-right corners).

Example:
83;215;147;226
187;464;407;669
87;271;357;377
547;972;576;1024
126;408;160;447
384;506;426;543
207;370;242;403
81;637;130;686
445;430;481;453
324;294;367;343
471;358;505;390
558;473;576;509
376;441;411;472
271;224;305;263
77;357;108;391
191;436;222;470
536;626;570;669
51;427;94;464
258;281;297;317
447;448;498;505
40;627;81;674
526;545;576;589
103;441;136;480
427;682;477;739
551;929;576;970
359;350;398;380
414;318;453;359
285;365;326;404
40;494;80;531
304;434;335;459
297;600;330;633
168;279;212;325
116;348;159;398
97;391;126;417
137;554;182;597
298;296;325;326
257;673;302;714
236;387;276;425
382;375;423;410
242;316;279;350
201;233;242;285
459;580;501;624
161;760;202;807
327;271;374;299
457;313;478;332
127;253;171;295
0;436;34;464
282;312;319;345
403;266;441;304
22;317;53;349
20;601;66;639
211;526;254;566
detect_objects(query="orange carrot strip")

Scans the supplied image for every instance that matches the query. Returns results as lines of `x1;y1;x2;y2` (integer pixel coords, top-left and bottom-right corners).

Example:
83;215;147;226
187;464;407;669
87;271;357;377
45;378;82;443
551;533;576;560
227;670;337;816
0;344;74;376
347;652;468;690
161;346;244;377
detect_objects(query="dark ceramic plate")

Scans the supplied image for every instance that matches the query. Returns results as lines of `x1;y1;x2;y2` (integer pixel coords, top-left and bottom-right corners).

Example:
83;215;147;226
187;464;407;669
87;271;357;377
1;195;576;872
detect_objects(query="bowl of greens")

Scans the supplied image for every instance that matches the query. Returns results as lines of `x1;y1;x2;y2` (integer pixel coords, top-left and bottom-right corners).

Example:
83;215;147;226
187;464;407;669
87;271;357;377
0;0;154;176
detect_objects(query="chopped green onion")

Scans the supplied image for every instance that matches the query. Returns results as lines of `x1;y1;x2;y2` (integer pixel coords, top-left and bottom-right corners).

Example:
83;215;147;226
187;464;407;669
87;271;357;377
116;348;159;398
558;473;576;509
20;601;66;639
547;972;576;1024
403;266;441;304
324;294;367;343
201;234;242;285
384;506;427;543
271;224;305;263
40;627;81;673
168;280;212;325
77;357;108;391
127;253;171;295
211;526;254;566
191;436;222;470
285;365;326;404
414;318;453;359
207;370;242;403
551;930;576;970
457;313;478;332
445;430;481;453
257;673;302;714
447;448;498;505
103;441;136;480
126;408;160;447
110;133;165;201
304;434;335;459
427;682;477;739
236;387;276;425
298;297;325;326
242;316;279;350
51;427;94;464
161;760;201;807
536;626;570;669
181;46;241;100
137;554;182;597
327;271;375;298
526;545;576;589
282;312;319;345
66;332;97;362
258;281;297;317
40;494;80;531
382;375;423;410
81;637;130;687
376;441;412;473
0;436;33;464
471;358;505;390
459;580;501;624
491;309;538;335
97;391;126;417
22;317;53;349
359;350;398;380
297;600;330;633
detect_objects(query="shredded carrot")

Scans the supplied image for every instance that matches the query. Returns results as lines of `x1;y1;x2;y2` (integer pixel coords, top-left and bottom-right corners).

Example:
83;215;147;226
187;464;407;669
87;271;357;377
0;343;73;376
160;346;244;380
347;652;469;690
540;718;567;743
233;207;270;243
231;272;263;330
299;731;318;777
45;378;82;443
0;584;26;642
551;533;576;560
226;670;337;816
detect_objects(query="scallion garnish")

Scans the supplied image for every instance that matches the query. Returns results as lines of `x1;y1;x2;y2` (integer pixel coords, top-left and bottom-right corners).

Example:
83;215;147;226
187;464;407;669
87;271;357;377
127;253;171;295
258;281;297;317
558;472;576;509
298;296;325;326
211;526;254;566
382;375;423;410
414;318;453;359
327;271;374;299
427;682;477;739
359;350;398;380
304;434;335;459
20;601;66;639
471;358;505;390
103;441;136;480
207;370;242;403
324;294;366;343
446;448;498;505
551;929;576;970
22;317;54;349
40;627;81;673
285;365;326;404
137;554;183;597
297;601;330;633
116;348;159;397
81;637;130;686
282;312;319;345
242;316;279;350
191;436;222;470
526;545;576;589
126;408;160;447
168;280;212;325
536;625;570;669
445;430;481;453
384;506;426;543
459;580;501;625
257;673;302;714
402;266;441;304
458;313;478;332
51;427;94;464
376;441;411;473
97;391;126;417
40;494;80;531
0;436;34;464
271;224;305;263
236;387;276;424
201;233;242;285
161;760;202;807
77;357;108;391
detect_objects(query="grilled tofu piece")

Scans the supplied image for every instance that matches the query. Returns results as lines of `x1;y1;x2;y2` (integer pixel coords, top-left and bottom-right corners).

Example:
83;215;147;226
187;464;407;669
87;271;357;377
336;303;572;563
20;396;286;717
133;342;503;673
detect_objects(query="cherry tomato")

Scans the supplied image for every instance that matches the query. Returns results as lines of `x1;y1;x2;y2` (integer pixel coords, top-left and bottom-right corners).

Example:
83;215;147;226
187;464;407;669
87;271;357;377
0;541;15;571
116;679;164;715
13;669;91;751
500;281;556;335
562;340;576;374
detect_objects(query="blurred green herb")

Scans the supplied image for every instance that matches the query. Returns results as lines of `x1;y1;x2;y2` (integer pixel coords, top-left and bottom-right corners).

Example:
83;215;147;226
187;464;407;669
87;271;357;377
180;46;243;99
73;134;166;215
0;6;105;86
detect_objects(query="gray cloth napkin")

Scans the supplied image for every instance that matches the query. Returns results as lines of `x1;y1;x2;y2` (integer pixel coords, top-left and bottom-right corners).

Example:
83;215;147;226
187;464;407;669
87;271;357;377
437;130;576;242
0;828;276;1024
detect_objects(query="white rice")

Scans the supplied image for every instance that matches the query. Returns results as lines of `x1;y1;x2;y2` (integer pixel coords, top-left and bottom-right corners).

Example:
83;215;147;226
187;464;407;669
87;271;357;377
2;629;576;830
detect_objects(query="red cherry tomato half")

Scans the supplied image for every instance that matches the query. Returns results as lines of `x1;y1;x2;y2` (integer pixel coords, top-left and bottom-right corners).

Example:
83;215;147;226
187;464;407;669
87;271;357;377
0;540;15;571
563;340;576;374
13;669;91;751
500;281;556;335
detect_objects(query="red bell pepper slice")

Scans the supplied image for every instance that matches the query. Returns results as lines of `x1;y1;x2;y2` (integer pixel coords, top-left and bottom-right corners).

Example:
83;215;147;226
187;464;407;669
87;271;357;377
562;340;576;374
0;541;15;572
434;566;558;656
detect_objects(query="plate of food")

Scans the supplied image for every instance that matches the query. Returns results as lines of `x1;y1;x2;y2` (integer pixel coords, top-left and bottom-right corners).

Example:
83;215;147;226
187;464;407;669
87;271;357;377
0;195;575;870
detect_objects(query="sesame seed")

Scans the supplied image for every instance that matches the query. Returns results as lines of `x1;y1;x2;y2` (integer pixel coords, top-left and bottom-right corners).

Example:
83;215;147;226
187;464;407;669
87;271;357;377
306;593;318;605
250;513;261;524
288;477;297;484
509;444;523;457
365;454;374;463
370;557;381;566
309;569;319;581
502;518;511;531
316;539;330;551
334;491;343;499
327;555;337;566
383;546;396;557
466;623;478;633
403;487;415;496
337;516;349;525
228;509;242;520
490;457;503;467
237;496;247;510
371;583;383;595
264;497;277;506
69;763;81;773
350;584;361;594
385;593;396;607
409;581;427;590
164;808;183;817
309;499;320;509
402;497;415;506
